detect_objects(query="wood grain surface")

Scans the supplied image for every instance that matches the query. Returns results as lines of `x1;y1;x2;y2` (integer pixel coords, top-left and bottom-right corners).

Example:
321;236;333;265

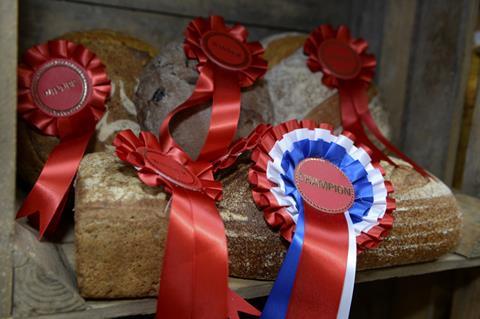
461;58;480;197
401;0;478;183
0;0;18;317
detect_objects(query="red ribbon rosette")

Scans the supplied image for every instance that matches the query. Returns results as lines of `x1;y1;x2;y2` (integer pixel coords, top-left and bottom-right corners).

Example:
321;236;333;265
114;16;267;319
113;129;264;319
159;15;267;161
304;25;430;177
17;40;111;238
248;120;395;318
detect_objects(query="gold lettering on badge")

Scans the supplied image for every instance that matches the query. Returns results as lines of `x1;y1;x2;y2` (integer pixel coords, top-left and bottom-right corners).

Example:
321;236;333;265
210;40;242;59
296;172;353;196
43;79;78;97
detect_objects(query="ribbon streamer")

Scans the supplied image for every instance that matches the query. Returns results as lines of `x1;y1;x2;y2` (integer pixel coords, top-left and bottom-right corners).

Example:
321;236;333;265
159;15;267;161
17;40;111;238
114;15;267;319
249;120;395;318
114;128;265;319
304;24;431;177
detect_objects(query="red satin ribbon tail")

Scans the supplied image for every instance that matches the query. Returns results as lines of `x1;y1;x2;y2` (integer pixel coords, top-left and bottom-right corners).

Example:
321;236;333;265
228;289;261;319
158;90;211;154
348;83;431;177
360;112;432;177
157;190;195;319
339;83;396;166
197;67;242;161
16;133;92;238
157;188;229;319
287;204;349;319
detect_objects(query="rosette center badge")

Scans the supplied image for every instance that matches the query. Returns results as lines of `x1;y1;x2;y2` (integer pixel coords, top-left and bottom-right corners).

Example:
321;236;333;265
31;59;91;117
317;38;362;79
294;158;355;214
201;31;252;70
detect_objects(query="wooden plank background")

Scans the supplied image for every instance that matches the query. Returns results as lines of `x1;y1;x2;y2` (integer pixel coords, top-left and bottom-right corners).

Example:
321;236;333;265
401;0;479;185
462;57;480;196
0;0;18;317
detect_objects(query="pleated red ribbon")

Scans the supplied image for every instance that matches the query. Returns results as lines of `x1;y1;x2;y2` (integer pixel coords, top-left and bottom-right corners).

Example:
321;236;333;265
16;40;111;238
113;127;266;319
114;16;267;319
304;25;431;177
159;15;267;161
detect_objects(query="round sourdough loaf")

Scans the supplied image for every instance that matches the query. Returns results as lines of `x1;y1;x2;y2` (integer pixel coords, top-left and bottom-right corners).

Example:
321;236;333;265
222;159;461;279
134;41;273;159
17;30;157;187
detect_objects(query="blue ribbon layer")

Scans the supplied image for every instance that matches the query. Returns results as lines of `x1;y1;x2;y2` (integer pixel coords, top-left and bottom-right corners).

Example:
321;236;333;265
261;138;374;319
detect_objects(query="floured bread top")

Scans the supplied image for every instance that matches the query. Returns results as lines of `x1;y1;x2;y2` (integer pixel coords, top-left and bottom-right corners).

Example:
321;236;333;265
262;33;391;140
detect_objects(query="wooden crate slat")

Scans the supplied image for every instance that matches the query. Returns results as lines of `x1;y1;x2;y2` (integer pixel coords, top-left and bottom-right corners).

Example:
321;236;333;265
450;268;480;319
455;193;480;257
0;0;18;317
401;0;479;183
377;0;417;144
19;0;273;53
62;0;353;31
461;56;480;197
12;224;86;318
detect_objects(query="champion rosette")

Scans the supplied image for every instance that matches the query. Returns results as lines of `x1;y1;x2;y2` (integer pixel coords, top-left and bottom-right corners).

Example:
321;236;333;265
249;120;395;319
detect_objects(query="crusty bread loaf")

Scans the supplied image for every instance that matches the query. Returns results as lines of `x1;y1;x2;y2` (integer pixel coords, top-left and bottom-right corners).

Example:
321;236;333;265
75;151;461;298
17;30;157;187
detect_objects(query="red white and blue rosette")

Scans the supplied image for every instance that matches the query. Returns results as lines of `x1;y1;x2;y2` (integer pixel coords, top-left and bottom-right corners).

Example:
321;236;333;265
249;120;395;319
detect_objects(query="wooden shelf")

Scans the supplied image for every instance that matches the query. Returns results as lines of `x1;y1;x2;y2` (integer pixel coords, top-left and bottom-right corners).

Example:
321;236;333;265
28;253;480;319
9;193;478;319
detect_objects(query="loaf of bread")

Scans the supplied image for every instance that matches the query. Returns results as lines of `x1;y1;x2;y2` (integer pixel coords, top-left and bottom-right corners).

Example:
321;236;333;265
75;151;461;298
17;30;157;187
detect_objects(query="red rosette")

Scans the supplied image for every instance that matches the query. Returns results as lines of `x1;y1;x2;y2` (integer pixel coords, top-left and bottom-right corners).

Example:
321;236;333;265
113;129;222;200
304;24;431;178
304;25;375;88
114;128;261;319
184;15;267;87
16;40;111;238
248;119;396;252
18;40;110;138
159;15;268;161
